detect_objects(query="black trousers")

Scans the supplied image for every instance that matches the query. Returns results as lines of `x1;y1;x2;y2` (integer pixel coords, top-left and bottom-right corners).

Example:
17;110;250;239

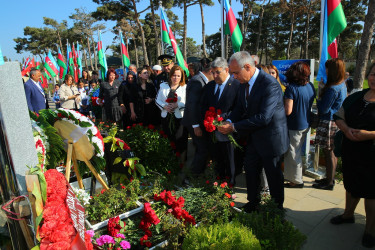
186;126;209;175
244;143;284;209
215;141;236;183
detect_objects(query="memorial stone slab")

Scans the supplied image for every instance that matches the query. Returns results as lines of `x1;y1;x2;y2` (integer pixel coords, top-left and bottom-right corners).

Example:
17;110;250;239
0;62;38;194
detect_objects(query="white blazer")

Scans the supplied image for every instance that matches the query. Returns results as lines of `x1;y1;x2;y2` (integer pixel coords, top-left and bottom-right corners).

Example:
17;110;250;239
156;82;186;118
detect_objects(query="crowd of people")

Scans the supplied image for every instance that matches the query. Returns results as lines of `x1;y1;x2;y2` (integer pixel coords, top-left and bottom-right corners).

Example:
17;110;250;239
23;51;375;247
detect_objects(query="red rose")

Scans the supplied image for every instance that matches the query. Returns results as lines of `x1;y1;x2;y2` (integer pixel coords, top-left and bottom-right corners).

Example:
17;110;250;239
139;123;143;126
101;189;106;194
217;116;224;122
167;170;171;174
175;152;181;157
148;124;155;130
224;193;231;199
220;182;227;188
206;180;210;184
230;202;235;207
217;109;222;115
126;126;131;129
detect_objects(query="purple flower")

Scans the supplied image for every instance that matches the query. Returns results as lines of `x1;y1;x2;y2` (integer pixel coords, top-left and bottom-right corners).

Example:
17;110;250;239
86;230;95;238
116;233;125;239
96;235;115;246
120;240;131;249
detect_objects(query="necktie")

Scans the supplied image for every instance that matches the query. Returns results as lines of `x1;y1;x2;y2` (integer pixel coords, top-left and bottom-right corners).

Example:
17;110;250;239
214;84;222;104
245;83;250;99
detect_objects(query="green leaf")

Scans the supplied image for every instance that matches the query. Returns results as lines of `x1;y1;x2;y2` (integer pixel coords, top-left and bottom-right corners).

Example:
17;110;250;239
137;164;147;176
113;157;122;165
103;136;112;144
31;245;40;250
32;182;44;216
79;121;92;127
35;212;43;228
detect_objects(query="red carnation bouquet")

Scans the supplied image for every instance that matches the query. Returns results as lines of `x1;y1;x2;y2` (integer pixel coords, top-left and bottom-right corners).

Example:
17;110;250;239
165;92;178;133
203;107;242;149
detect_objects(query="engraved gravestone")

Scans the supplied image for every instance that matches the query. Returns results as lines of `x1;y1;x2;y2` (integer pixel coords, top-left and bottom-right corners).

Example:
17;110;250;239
0;62;39;193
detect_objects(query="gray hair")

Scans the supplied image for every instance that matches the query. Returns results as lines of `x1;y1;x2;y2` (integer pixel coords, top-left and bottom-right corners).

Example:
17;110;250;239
29;68;39;77
229;51;255;68
129;64;136;69
211;57;228;69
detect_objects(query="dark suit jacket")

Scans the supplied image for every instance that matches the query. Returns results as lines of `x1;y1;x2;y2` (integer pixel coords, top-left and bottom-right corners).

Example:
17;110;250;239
181;73;207;127
229;69;289;158
24;79;46;113
201;76;240;120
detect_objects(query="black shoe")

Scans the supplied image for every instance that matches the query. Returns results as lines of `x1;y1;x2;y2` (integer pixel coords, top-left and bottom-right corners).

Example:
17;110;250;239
314;178;327;184
312;182;334;190
241;202;258;213
330;214;355;225
284;182;304;188
362;233;375;248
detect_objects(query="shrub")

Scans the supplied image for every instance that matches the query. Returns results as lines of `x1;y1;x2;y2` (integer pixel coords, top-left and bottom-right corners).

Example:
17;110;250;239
118;124;180;176
234;199;306;250
182;222;261;250
86;180;141;223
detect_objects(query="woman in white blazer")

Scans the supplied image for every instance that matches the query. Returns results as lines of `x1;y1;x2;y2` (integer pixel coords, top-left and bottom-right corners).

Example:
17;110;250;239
59;74;81;110
156;65;188;155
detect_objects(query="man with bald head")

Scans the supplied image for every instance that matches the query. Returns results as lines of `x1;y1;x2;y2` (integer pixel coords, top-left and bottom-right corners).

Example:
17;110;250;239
218;51;288;212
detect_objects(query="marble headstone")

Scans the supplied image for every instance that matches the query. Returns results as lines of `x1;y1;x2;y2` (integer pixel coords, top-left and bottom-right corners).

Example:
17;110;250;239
0;62;38;194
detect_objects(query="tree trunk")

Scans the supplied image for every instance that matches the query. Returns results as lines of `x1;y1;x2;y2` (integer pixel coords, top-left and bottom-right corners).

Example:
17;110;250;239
200;2;207;58
87;37;94;70
83;49;89;71
304;0;312;58
90;36;98;70
255;1;266;54
134;37;139;68
242;0;253;42
150;0;160;63
183;0;188;60
286;0;295;60
353;0;375;89
131;0;149;65
57;30;64;56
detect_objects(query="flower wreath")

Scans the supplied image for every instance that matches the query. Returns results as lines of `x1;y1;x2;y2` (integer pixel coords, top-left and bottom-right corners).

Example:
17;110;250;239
32;120;47;171
30;111;65;171
40;108;106;175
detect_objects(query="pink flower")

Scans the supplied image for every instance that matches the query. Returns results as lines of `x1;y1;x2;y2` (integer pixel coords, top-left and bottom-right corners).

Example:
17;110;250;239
116;233;125;239
86;230;95;238
120;240;131;249
96;235;115;246
213;182;218;186
232;194;237;199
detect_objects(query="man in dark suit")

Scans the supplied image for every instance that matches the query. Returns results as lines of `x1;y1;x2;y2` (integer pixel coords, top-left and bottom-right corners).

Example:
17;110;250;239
24;68;46;113
182;58;213;176
202;57;240;185
218;51;289;211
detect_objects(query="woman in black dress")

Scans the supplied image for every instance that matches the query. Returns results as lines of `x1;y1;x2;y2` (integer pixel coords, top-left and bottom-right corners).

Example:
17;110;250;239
118;71;136;128
332;62;375;248
128;67;159;126
98;68;123;124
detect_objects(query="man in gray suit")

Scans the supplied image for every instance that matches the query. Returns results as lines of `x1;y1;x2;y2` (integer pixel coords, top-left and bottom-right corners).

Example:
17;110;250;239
182;58;213;176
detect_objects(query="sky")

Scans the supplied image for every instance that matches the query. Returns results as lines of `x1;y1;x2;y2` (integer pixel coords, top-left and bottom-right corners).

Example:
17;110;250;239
0;0;243;63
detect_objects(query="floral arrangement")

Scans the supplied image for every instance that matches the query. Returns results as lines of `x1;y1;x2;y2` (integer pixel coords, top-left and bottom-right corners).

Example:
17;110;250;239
86;180;140;223
87;217;131;249
39;108;106;175
38;169;93;250
139;203;161;247
72;187;91;206
204;107;242;149
154;190;196;225
30;111;65;171
165;92;178;133
32;121;47;171
118;124;180;179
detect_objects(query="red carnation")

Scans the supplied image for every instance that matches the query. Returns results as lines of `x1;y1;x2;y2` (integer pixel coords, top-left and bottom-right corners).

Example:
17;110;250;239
230;202;235;207
148;124;155;130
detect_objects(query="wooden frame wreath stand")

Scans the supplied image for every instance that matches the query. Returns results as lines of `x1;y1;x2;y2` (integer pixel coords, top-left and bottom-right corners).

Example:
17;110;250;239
64;140;109;190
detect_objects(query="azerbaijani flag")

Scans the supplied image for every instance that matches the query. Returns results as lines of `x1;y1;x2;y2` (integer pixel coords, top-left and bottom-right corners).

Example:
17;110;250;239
66;43;75;77
0;44;4;65
22;57;30;71
35;57;41;69
223;0;243;52
44;51;59;78
57;47;67;80
160;8;189;77
77;42;82;78
316;0;347;82
21;57;35;76
98;30;108;80
120;32;130;68
72;44;79;82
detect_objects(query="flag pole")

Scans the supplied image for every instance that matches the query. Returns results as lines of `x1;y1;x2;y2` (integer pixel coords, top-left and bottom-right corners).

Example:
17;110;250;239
160;2;164;55
221;0;225;58
319;0;325;60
